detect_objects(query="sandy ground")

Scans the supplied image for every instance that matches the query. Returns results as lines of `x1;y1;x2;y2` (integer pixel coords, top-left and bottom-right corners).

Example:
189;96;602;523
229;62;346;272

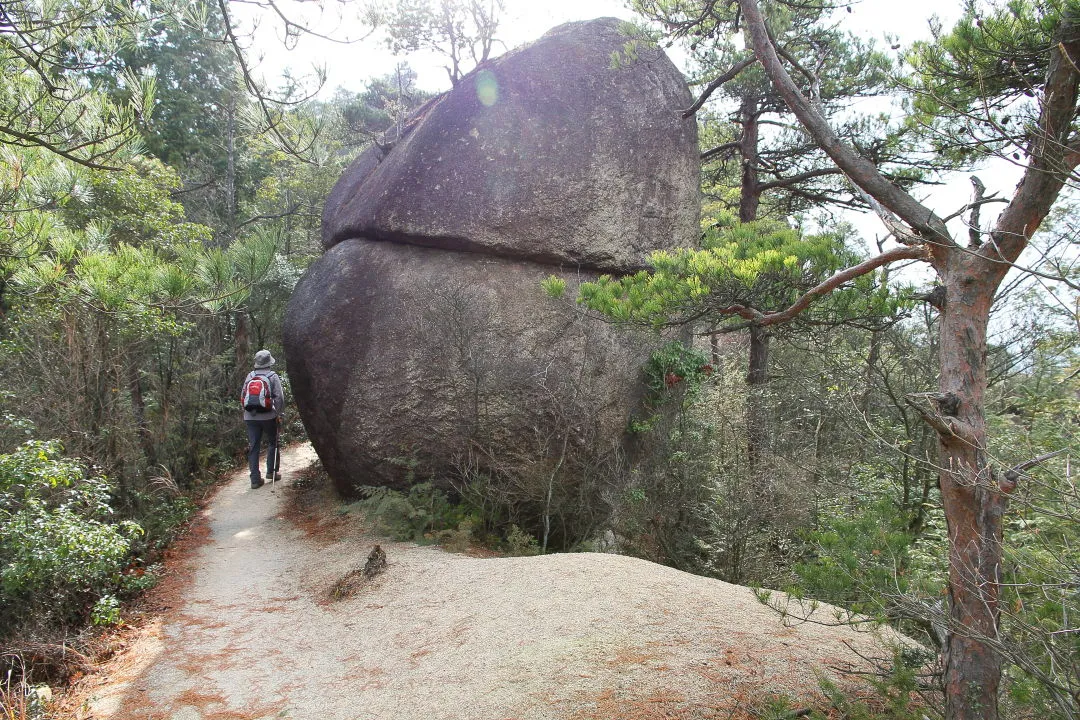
77;442;905;720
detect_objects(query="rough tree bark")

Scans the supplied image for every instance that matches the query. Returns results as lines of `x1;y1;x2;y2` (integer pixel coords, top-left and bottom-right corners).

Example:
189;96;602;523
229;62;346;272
746;323;770;468
934;254;1005;717
738;96;762;224
734;95;773;469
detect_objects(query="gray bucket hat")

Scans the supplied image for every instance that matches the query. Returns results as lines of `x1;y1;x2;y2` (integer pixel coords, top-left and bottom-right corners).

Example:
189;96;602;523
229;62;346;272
254;350;276;369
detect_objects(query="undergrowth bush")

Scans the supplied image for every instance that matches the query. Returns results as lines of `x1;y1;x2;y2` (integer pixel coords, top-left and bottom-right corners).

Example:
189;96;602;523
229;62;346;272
354;482;479;543
734;650;932;720
353;482;547;554
127;493;196;557
0;441;140;633
504;524;540;556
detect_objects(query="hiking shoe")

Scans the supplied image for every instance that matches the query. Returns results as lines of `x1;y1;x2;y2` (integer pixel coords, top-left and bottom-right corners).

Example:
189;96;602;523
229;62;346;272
251;479;264;489
273;472;282;482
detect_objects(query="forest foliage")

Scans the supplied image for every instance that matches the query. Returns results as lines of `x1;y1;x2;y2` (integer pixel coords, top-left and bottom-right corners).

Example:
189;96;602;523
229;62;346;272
0;0;1076;718
0;0;426;650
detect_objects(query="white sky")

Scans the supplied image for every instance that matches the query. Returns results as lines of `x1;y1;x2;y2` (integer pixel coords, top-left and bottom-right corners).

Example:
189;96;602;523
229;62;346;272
246;0;961;95
240;0;638;93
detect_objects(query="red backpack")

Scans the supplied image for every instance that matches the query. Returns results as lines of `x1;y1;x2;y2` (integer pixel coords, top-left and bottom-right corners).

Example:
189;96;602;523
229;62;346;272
242;373;274;412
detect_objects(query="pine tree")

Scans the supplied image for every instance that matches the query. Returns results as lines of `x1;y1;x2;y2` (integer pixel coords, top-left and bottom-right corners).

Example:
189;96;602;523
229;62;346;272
733;0;1080;716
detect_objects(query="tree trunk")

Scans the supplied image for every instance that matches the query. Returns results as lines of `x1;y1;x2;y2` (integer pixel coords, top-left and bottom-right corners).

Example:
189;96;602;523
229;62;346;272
739;96;769;468
738;97;760;223
746;324;770;468
284;186;292;256
128;362;157;468
937;258;1007;720
859;255;890;416
225;97;237;245
733;1;1080;715
235;311;250;384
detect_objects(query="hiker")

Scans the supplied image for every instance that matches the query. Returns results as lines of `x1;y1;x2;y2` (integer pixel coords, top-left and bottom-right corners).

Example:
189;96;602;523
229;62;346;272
241;349;285;489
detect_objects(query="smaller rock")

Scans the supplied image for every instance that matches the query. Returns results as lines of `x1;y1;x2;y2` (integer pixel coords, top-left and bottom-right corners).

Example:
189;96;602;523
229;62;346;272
363;545;388;579
327;545;388;601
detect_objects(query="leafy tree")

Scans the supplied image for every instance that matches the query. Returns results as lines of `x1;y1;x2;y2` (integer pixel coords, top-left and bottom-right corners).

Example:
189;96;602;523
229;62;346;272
235;76;429;347
0;0;156;315
730;0;1080;716
371;0;504;85
784;281;1078;717
978;262;1080;715
988;364;1079;715
573;221;910;584
60;156;213;251
579;220;901;461
629;1;926;479
0;0;153;171
108;0;253;238
0;158;275;491
0;0;388;666
335;64;435;148
634;0;911;222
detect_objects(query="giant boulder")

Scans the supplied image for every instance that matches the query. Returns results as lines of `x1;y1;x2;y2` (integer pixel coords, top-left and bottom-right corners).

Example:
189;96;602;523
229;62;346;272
321;18;700;268
284;18;699;530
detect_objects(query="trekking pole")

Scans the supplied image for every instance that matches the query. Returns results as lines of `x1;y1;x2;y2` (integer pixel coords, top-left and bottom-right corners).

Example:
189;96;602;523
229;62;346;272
273;415;283;484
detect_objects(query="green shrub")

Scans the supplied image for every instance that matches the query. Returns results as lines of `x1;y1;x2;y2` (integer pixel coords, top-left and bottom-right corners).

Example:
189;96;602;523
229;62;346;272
435;518;477;553
640;341;712;408
0;441;140;632
119;562;163;596
791;498;931;613
128;494;196;555
355;483;476;542
90;594;121;626
816;649;930;720
504;524;540;556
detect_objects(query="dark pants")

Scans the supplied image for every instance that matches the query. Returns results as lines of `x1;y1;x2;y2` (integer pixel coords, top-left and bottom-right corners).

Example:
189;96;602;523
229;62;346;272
246;418;278;483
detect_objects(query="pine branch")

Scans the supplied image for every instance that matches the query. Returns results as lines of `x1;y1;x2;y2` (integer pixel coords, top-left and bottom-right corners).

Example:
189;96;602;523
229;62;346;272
682;57;757;118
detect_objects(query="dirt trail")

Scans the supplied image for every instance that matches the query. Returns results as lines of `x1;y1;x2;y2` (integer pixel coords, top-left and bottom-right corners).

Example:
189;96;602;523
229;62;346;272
82;443;902;720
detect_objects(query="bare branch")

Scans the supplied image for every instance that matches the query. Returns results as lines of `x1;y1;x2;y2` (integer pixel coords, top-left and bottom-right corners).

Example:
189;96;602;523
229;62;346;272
940;195;1008;225
757;166;843;191
992;18;1080;264
683;56;757;118
0;125;125;171
967;175;986;248
1003;448;1070;485
215;0;321;162
701;140;741;162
